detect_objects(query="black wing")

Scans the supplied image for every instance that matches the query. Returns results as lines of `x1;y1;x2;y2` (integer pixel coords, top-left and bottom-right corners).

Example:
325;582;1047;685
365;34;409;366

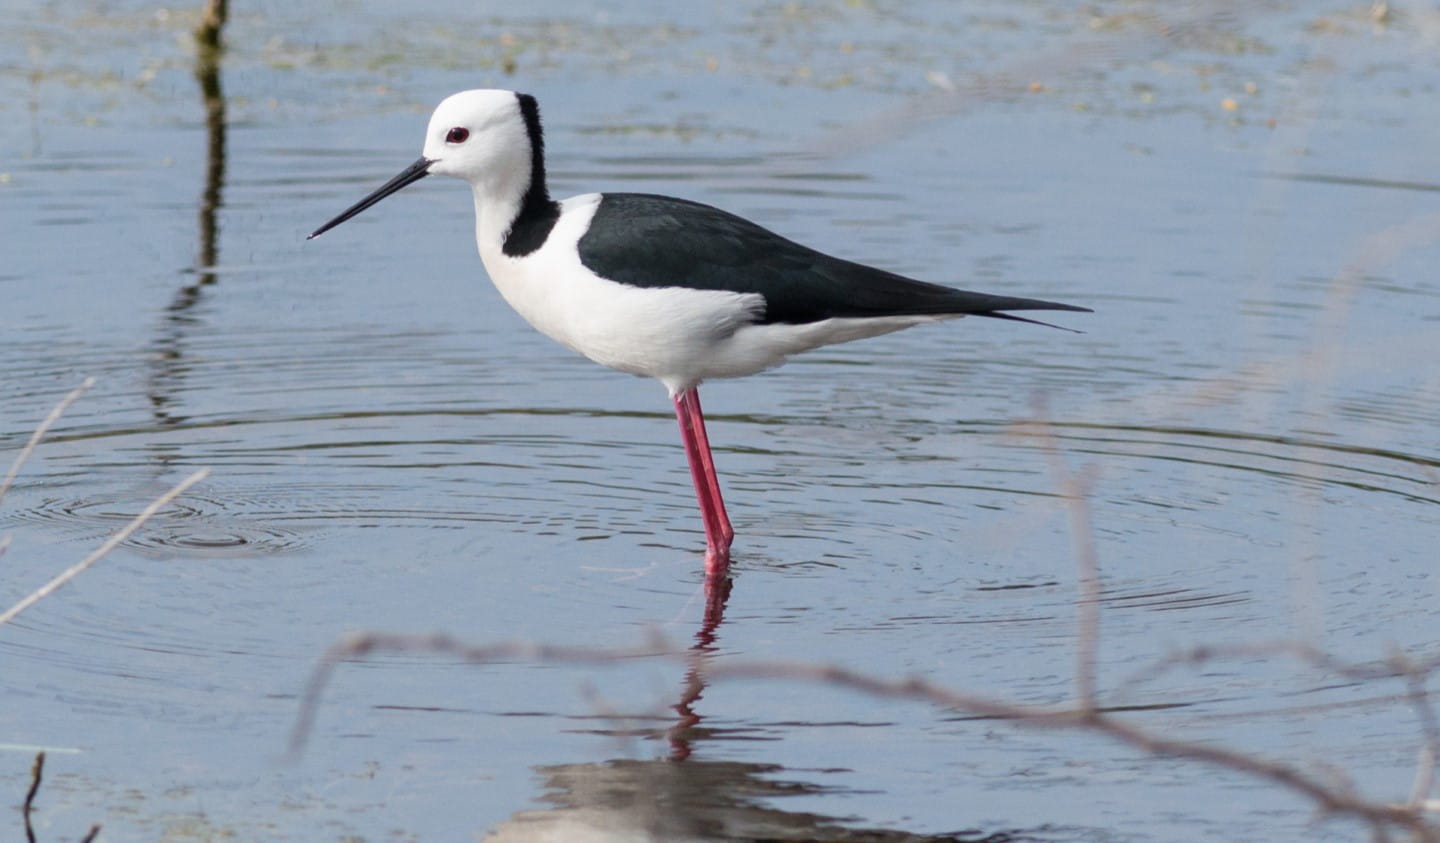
576;193;1091;326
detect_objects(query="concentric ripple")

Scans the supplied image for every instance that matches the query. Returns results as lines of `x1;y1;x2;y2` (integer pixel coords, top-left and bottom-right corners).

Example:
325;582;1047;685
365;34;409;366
0;491;311;557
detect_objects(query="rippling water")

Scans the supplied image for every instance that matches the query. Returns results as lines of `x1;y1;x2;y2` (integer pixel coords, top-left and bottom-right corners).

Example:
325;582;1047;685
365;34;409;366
2;1;1439;840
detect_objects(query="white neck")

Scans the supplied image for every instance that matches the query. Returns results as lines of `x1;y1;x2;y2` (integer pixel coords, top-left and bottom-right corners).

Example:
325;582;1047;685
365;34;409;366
473;179;526;260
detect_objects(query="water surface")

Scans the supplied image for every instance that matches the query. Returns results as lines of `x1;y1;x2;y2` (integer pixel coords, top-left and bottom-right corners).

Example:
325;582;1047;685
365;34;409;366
2;1;1439;840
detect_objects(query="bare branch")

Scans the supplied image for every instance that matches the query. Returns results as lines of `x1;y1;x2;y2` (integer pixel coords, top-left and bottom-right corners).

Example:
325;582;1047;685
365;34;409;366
0;468;210;628
288;634;677;756
1395;651;1440;809
0;377;96;507
1019;405;1102;711
1115;641;1440;700
292;633;1438;840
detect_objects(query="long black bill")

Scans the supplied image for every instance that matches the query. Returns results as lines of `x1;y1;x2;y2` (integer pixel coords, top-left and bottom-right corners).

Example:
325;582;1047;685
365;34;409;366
308;156;433;240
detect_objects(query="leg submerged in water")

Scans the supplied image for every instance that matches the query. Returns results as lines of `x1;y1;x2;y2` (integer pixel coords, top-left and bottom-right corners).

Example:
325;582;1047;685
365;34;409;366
672;387;733;573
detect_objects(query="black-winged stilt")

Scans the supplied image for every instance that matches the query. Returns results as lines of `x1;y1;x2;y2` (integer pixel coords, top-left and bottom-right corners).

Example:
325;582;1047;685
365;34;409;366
310;89;1090;576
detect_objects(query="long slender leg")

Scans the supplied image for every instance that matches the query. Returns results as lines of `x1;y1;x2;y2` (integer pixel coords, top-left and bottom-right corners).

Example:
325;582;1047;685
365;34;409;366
681;387;734;545
673;387;733;571
675;392;722;545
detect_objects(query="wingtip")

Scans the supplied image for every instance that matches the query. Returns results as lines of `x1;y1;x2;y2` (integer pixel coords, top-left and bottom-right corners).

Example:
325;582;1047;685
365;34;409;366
1036;302;1093;314
978;310;1090;332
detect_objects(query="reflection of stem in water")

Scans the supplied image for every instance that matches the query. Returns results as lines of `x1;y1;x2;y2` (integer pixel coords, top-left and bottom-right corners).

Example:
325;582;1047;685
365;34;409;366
147;0;229;428
195;0;228;52
192;0;228;292
27;46;43;157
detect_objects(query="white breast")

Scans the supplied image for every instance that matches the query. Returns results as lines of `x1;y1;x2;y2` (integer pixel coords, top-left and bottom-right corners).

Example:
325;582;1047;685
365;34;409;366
474;193;767;393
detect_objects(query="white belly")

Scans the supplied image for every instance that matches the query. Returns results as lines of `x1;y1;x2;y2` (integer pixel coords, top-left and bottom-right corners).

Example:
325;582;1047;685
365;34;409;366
476;194;764;390
474;193;951;394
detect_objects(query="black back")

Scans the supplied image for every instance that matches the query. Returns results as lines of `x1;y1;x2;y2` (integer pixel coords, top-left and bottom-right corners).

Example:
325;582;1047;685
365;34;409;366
577;193;1089;326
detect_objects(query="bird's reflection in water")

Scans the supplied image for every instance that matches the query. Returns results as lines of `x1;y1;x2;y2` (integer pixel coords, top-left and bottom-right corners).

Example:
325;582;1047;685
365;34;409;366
485;574;1031;843
484;757;1028;842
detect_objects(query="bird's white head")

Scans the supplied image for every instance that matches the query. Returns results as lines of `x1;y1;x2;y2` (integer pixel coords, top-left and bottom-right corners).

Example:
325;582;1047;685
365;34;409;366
309;89;544;240
421;89;533;186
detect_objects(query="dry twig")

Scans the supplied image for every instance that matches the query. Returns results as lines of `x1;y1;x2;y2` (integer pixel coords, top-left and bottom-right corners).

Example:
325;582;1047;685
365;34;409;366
1019;403;1102;710
1117;639;1440;816
1400;655;1440;809
0;377;95;507
288;396;1440;841
292;632;1439;840
0;469;210;628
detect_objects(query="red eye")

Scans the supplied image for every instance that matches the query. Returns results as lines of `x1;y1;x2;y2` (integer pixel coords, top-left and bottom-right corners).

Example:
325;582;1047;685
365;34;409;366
445;127;469;143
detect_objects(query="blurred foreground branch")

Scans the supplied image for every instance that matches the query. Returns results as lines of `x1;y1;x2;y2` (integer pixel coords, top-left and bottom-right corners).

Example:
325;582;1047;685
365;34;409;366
0;382;211;628
0;377;94;506
294;631;1439;841
295;407;1439;841
0;469;209;628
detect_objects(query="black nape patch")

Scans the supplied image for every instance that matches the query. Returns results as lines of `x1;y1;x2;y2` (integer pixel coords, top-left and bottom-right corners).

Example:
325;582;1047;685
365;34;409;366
504;203;560;256
504;93;561;257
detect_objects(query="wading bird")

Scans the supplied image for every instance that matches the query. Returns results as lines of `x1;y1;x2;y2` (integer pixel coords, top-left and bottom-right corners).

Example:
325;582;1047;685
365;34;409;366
310;90;1090;576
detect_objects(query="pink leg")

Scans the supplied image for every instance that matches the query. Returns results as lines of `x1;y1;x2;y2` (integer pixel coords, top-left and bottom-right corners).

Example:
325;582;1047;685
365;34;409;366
682;388;734;545
673;387;733;573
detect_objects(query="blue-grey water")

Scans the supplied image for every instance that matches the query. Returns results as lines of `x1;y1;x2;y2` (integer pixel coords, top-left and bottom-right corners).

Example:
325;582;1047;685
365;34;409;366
3;1;1439;840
